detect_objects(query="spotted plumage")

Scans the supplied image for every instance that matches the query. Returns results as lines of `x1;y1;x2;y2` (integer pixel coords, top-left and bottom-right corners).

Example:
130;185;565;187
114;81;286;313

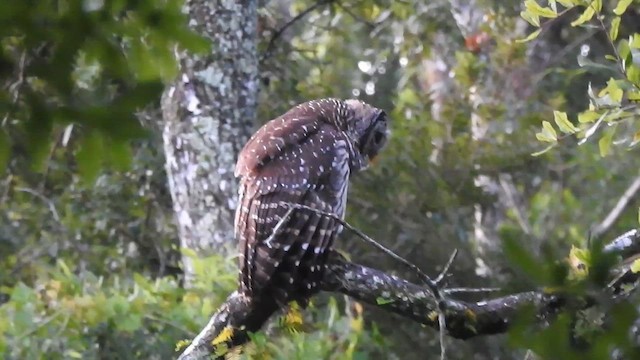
234;98;389;308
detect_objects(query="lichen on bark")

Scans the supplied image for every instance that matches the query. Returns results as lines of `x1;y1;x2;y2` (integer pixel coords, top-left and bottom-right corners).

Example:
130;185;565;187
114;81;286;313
161;0;258;279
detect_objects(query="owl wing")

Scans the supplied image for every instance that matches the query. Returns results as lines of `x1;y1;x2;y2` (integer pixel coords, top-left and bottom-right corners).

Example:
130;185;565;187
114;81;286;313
235;119;350;304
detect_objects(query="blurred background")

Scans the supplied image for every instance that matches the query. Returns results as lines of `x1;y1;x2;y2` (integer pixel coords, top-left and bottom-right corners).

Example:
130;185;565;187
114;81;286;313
2;0;640;359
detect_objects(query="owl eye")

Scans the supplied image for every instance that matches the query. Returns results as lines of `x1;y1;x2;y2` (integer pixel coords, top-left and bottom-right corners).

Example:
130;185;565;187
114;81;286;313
360;116;387;159
373;129;385;144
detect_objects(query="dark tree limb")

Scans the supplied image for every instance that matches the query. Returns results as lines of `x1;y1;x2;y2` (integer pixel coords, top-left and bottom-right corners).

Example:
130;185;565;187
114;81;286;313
177;229;640;360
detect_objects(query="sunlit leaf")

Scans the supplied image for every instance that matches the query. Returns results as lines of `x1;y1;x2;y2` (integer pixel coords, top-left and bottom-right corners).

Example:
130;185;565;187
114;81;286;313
627;64;640;86
536;121;558;142
556;0;577;7
610;16;620;41
524;0;557;18
628;90;640;101
570;6;595;27
517;29;542;43
614;0;633;15
520;10;541;27
531;144;556;156
578;110;601;123
553;111;578;134
598;126;615;156
631;34;640;49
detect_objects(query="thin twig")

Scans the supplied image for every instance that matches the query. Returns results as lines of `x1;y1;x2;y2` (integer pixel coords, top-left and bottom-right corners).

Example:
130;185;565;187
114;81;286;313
439;311;447;360
2;51;27;127
334;2;379;28
596;11;628;81
282;203;442;298
591;175;640;238
15;186;61;222
435;249;458;285
264;206;296;248
282;202;451;359
262;0;333;60
443;287;501;294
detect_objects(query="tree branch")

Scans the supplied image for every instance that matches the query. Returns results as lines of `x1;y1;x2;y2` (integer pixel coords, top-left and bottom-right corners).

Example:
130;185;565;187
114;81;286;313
592;175;640;239
177;229;640;359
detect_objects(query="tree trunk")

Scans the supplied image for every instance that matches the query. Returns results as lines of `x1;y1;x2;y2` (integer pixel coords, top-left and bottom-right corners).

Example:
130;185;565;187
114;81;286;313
161;0;258;280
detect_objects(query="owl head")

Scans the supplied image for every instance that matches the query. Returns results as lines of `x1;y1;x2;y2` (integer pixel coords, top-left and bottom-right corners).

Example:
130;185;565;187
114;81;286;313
344;99;389;170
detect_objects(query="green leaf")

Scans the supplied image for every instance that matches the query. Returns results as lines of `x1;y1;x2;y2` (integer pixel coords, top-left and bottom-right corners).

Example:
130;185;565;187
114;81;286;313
64;350;84;359
631;34;640;49
600;78;624;104
628;90;640;101
571;6;595;26
578;110;601;123
631;258;640;273
628;64;640;86
614;0;633;15
520;10;541;27
107;140;132;172
610;16;621;41
598;126;615;156
556;0;577;7
57;259;73;278
524;0;558;18
536;121;558;142
503;236;547;283
376;297;394;305
76;131;104;184
0;131;9;174
531;144;556;156
553;111;579;134
517;29;542;43
116;313;142;332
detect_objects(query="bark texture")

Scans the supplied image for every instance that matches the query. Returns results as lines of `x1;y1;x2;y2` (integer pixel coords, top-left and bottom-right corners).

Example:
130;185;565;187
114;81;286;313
161;0;258;278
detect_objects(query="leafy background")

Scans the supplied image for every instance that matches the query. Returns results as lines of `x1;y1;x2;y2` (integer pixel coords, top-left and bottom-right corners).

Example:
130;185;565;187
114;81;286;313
2;0;640;359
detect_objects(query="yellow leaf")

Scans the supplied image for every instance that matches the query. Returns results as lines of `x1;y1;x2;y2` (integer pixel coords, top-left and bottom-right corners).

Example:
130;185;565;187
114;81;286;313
428;311;439;322
350;316;363;332
520;10;541;27
614;0;633;15
175;339;191;352
280;302;304;334
524;0;558;18
631;258;640;273
517;29;542;43
578;110;601;123
571;6;595;26
211;326;234;346
65;350;83;359
536;121;558;142
553;111;579;134
182;292;200;305
568;245;590;279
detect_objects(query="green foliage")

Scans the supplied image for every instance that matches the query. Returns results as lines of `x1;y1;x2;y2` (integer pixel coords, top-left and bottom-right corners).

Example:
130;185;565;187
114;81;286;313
1;254;382;360
0;254;232;359
4;0;640;359
0;0;207;177
522;0;640;156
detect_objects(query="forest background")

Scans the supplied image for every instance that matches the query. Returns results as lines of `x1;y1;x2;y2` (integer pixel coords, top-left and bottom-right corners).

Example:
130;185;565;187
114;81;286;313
3;0;640;359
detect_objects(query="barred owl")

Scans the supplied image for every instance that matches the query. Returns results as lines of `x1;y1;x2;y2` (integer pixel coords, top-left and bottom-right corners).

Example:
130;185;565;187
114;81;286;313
235;98;389;308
